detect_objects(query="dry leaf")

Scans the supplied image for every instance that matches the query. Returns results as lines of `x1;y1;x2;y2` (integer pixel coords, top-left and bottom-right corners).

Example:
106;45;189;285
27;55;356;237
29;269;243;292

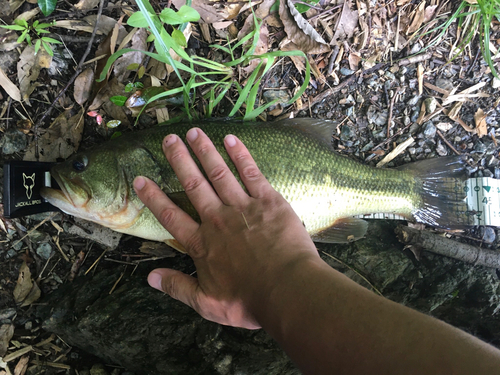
13;262;33;304
0;324;14;356
20;281;40;307
74;68;95;106
113;28;148;81
0;67;21;101
172;0;242;23
74;0;99;11
55;15;117;35
348;52;362;70
17;46;52;104
16;7;39;22
280;39;306;73
407;1;425;34
279;0;330;54
474;108;487;138
331;0;359;46
423;5;438;23
100;78;130;125
24;109;84;161
241;24;269;77
140;242;176;257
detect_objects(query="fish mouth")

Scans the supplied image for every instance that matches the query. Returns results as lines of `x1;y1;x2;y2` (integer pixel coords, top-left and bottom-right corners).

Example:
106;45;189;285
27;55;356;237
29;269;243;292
40;171;91;215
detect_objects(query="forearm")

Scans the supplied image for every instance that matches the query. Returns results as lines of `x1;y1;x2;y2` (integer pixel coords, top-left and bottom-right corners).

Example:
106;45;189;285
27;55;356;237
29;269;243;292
252;258;500;375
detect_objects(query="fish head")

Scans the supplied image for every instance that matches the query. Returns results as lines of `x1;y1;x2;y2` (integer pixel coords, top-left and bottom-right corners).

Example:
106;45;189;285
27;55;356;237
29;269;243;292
41;147;142;230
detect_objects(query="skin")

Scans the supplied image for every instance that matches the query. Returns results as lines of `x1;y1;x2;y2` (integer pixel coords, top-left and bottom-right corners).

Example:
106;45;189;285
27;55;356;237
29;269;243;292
133;128;500;375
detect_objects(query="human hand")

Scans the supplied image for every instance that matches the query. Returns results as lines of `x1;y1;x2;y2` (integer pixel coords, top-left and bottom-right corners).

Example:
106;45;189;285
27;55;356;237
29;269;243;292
133;128;319;329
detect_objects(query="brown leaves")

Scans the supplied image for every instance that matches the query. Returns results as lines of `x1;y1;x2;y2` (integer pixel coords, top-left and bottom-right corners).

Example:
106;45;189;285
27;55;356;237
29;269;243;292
279;0;330;54
474;108;488;138
331;0;359;46
17;46;52;104
0;66;21;102
13;262;40;307
0;324;14;356
24;109;84;162
74;68;95;106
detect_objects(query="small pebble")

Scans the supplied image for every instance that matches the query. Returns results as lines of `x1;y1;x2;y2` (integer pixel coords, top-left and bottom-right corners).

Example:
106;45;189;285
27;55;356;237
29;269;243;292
480;226;496;244
0;129;27;155
410;109;420;123
36;243;53;260
340;67;355;76
0;308;16;320
494;167;500;179
492;77;500;89
435;78;454;92
409;43;422;54
6;249;17;259
424;97;437;113
436;142;448;156
423;122;436;139
385;71;396;80
483;169;493;178
474;142;487;154
90;364;109;375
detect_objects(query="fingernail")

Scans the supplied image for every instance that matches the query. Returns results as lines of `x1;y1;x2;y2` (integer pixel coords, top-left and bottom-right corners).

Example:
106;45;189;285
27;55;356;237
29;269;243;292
225;134;236;147
148;271;163;291
164;135;177;148
133;176;146;191
186;128;199;142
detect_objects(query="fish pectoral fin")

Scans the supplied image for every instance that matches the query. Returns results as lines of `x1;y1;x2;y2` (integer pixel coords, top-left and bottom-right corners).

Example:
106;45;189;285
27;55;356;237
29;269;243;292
165;239;187;254
311;217;368;244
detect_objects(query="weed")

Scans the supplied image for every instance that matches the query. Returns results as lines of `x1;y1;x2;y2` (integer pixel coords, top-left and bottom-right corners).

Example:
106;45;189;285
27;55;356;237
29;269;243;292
0;19;62;56
98;1;310;121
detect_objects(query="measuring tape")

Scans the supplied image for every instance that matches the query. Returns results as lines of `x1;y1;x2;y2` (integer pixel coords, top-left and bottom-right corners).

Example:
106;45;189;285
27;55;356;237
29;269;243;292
359;178;500;227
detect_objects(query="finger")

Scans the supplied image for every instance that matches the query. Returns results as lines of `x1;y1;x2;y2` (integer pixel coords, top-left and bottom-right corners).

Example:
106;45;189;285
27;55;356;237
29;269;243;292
162;133;223;218
133;176;198;244
224;134;274;198
186;128;249;206
148;269;201;309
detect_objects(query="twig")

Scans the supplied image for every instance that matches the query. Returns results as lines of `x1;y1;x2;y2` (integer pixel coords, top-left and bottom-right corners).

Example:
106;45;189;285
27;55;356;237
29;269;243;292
398;53;433;66
85;247;108;275
386;89;398;140
436;129;461;155
12;212;58;248
109;269;126;294
33;0;105;159
395;225;500;268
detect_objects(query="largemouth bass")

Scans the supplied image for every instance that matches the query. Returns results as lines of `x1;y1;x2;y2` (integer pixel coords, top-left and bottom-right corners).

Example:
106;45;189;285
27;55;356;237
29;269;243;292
41;119;471;251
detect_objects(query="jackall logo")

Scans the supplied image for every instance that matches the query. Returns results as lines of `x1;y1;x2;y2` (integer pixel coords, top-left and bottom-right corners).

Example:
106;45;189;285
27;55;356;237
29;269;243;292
23;173;35;199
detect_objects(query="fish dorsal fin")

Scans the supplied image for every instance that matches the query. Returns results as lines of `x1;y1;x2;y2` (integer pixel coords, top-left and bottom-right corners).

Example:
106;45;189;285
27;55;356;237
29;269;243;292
311;217;368;243
273;118;339;150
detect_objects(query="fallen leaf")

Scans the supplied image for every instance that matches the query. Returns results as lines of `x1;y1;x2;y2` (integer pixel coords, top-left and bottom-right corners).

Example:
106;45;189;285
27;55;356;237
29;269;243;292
406;1;425;34
20;281;40;307
172;0;242;23
140;242;177;257
16;7;39;22
348;51;362;70
423;5;438;23
279;0;330;54
280;39;306;73
69;251;85;282
13;262;33;304
55;15;117;35
74;68;95;105
0;324;14;356
241;24;269;77
113;28;148;81
74;0;99;11
17;46;52;104
474;108;487;138
331;0;359;46
24;109;85;161
0;67;21;101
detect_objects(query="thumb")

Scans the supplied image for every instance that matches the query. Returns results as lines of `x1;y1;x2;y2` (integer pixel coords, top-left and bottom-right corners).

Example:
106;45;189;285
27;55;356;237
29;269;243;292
148;268;200;308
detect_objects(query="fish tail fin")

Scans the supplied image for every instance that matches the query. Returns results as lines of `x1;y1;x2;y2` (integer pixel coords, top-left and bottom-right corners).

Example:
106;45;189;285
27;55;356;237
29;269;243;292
398;156;472;228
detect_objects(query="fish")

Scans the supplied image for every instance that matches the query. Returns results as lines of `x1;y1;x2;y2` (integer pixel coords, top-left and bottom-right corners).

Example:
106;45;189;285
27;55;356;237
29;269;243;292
40;118;472;252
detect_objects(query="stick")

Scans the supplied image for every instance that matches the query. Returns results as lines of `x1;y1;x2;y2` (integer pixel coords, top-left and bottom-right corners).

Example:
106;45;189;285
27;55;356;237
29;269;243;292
395;225;500;268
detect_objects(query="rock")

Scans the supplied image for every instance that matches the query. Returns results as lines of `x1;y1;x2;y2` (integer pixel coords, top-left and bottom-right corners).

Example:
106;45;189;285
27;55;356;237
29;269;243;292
423;97;437;113
0;308;16;321
90;364;109;375
36;243;53;260
435;78;454;92
423;122;436;139
436;141;448;156
410;109;420;123
367;106;388;127
0;129;27;155
262;90;290;106
340;125;352;142
480;227;496;244
474;142;487;154
407;95;420;106
492;77;500;89
37;221;500;374
384;71;395;80
340;67;355;76
28;230;50;243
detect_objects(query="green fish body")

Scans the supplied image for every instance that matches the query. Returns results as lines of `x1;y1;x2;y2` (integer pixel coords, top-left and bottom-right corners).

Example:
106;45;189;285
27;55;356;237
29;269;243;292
41;119;471;249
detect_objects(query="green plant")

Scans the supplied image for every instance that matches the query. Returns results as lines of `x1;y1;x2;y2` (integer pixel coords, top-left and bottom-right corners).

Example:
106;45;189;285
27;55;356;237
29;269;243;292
420;0;500;77
98;1;310;121
0;19;62;56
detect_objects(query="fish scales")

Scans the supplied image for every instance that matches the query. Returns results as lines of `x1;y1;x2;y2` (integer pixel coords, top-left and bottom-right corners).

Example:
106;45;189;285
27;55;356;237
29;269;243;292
41;119;470;248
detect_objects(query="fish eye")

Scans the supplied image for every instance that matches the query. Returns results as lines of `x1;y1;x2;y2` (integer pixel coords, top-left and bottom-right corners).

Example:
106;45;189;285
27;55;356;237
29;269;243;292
72;155;88;172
